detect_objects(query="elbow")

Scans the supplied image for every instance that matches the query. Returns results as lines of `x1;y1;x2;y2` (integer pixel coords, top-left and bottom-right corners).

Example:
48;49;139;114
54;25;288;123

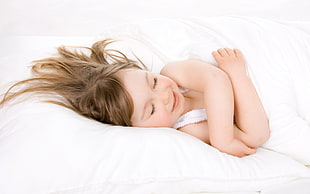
248;125;270;148
261;125;271;144
257;128;270;146
259;120;271;145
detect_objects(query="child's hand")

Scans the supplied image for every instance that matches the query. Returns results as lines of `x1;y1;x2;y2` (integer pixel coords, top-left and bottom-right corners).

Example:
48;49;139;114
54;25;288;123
215;138;256;157
212;48;247;79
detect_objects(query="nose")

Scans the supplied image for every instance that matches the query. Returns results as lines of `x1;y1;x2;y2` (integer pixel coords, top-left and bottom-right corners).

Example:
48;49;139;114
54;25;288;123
154;89;170;105
152;75;172;105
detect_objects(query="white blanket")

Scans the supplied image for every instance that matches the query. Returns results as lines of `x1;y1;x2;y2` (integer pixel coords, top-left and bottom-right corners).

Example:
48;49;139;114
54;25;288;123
104;16;310;164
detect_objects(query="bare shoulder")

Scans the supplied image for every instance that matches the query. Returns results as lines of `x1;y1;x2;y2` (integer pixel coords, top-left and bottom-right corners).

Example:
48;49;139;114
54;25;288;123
160;60;222;91
160;60;191;78
161;60;221;77
161;60;209;75
178;121;210;144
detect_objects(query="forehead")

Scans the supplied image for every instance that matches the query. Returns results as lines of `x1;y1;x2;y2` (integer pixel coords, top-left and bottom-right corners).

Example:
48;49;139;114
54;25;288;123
119;69;148;88
118;69;149;123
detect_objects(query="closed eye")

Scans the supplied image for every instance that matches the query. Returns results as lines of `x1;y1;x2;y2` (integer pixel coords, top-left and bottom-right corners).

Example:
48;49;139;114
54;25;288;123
150;104;155;115
153;77;158;89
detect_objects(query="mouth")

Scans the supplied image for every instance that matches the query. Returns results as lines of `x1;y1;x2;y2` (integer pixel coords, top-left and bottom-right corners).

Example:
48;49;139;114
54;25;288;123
172;91;179;112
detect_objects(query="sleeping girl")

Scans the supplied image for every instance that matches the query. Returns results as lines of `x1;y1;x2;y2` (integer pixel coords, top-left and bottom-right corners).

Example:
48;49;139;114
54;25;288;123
0;39;270;157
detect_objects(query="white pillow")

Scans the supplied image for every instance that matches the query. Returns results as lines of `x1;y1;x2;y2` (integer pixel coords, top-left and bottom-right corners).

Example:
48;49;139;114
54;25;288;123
0;102;309;194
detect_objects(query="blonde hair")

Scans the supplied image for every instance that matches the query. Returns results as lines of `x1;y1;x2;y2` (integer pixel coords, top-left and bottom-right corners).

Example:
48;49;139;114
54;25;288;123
0;39;145;126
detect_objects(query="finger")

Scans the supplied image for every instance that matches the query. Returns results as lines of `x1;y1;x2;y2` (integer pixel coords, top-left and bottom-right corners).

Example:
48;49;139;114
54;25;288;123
239;142;256;156
235;147;256;157
224;48;234;56
212;51;222;61
217;48;228;57
234;49;244;59
244;146;256;155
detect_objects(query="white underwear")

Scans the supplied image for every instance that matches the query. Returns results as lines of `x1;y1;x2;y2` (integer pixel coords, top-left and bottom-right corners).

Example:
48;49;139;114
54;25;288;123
172;108;207;129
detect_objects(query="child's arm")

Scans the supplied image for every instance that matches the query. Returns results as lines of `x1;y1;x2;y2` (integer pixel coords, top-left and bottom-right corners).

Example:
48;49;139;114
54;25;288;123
161;60;255;157
212;48;270;148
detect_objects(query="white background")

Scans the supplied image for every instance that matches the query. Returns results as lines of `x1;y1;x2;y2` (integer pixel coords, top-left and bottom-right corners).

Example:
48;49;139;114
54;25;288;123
0;0;309;75
1;0;310;36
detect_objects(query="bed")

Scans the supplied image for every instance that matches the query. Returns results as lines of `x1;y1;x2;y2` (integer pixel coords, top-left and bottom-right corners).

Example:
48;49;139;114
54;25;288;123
1;1;310;194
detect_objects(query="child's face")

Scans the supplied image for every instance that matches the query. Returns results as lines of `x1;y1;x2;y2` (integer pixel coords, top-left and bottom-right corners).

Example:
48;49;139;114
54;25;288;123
118;69;185;128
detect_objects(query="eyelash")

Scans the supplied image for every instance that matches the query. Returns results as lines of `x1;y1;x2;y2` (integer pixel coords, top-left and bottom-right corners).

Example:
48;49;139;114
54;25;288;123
151;76;157;115
153;77;158;89
151;104;155;115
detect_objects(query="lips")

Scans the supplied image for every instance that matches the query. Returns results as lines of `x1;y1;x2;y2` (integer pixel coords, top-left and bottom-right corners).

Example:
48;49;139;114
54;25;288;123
172;91;179;112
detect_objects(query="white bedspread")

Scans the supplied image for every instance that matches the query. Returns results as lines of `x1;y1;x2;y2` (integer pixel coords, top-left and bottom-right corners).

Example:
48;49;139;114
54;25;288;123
105;16;310;164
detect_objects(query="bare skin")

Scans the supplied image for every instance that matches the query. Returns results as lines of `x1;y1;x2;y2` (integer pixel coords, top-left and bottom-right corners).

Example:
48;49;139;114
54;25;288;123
212;49;270;149
119;48;270;157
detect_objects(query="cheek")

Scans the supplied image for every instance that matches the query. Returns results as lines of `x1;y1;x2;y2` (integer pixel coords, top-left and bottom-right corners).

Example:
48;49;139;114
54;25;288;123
153;111;175;127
